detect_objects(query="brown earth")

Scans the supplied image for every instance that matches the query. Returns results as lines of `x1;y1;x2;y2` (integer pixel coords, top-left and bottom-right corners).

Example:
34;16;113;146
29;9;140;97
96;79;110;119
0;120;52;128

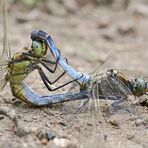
0;0;148;148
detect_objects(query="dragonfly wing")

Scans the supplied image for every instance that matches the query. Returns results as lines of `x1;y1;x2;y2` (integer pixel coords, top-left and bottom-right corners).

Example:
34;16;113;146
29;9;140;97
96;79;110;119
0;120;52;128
45;82;104;142
97;74;140;117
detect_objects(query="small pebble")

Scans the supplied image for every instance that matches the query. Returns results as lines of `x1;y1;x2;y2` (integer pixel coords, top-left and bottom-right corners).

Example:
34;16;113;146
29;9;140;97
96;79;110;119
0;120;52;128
109;118;119;127
127;134;135;140
0;115;4;120
36;129;56;141
58;121;66;126
47;130;55;140
36;130;47;140
41;138;49;145
117;23;135;35
135;119;144;126
46;122;51;128
16;127;30;137
52;137;77;148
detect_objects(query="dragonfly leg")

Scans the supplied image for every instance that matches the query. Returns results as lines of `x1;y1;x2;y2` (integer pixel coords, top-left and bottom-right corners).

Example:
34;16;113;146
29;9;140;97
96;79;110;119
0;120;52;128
36;65;84;91
40;60;58;73
40;49;61;73
40;52;69;84
75;99;90;113
41;50;68;73
40;60;70;84
41;59;57;64
23;51;59;65
42;57;68;65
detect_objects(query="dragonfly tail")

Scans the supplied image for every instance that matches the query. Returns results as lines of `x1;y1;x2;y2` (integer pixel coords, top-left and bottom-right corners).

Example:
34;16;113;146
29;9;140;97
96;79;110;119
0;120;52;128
10;82;89;106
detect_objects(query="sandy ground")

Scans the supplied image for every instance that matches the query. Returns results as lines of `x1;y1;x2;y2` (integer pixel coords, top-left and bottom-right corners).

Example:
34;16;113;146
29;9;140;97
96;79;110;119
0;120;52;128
0;0;148;148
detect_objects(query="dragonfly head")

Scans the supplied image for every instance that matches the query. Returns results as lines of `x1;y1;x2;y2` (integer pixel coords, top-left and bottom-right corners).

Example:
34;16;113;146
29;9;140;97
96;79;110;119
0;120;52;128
30;40;47;58
131;76;147;97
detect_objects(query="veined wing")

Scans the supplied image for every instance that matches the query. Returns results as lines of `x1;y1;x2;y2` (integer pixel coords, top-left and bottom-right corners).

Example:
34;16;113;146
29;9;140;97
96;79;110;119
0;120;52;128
50;80;106;141
0;0;11;91
92;72;143;119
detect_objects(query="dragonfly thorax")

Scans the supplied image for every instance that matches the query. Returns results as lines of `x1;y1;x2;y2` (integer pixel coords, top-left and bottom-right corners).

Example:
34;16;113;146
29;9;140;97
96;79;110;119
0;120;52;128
8;52;35;84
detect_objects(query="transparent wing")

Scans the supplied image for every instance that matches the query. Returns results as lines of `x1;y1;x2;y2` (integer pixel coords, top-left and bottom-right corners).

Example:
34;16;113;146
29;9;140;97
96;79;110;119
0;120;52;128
92;74;145;123
99;75;133;112
49;81;106;142
43;70;147;143
0;0;10;91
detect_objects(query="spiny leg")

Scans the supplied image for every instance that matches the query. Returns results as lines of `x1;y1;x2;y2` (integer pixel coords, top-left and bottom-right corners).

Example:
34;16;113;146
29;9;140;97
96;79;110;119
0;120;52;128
24;50;72;86
40;48;61;73
40;71;84;91
40;51;69;83
23;51;68;84
22;51;58;65
39;60;67;84
40;57;69;84
36;65;84;91
75;99;90;114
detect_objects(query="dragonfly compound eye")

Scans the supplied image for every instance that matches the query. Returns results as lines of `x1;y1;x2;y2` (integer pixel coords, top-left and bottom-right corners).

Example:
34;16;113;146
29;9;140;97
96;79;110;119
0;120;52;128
32;40;46;58
132;76;147;96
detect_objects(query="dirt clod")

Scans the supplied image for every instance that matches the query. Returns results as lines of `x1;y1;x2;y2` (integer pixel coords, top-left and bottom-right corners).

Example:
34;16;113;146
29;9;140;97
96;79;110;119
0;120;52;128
109;118;119;127
0;115;4;120
0;106;19;127
117;23;136;36
135;118;145;126
51;137;77;148
41;138;49;145
15;126;30;137
36;129;56;142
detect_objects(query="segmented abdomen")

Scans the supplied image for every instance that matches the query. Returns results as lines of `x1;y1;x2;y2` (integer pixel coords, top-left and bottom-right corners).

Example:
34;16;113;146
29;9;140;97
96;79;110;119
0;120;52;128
10;82;34;105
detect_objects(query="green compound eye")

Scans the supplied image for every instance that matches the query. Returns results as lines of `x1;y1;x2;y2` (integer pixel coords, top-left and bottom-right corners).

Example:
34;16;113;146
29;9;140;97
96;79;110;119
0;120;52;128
32;40;44;58
132;76;147;96
32;40;42;50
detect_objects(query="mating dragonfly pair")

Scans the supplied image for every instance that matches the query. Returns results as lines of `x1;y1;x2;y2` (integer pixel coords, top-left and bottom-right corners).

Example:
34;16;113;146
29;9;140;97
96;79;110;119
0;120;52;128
1;29;148;112
0;1;148;117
